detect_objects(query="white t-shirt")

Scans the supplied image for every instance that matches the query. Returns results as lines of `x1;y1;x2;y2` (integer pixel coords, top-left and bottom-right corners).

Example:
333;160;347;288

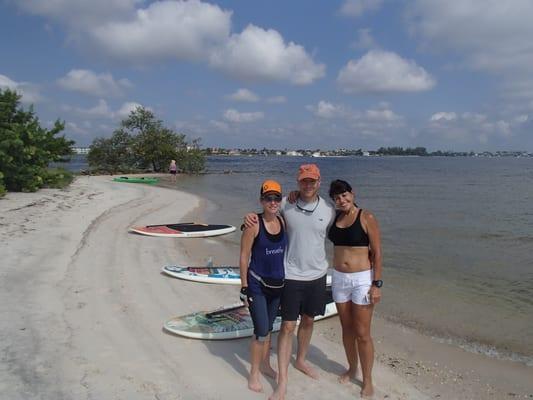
281;196;336;281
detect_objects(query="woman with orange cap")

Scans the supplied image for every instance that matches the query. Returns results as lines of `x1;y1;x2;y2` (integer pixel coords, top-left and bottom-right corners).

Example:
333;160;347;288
239;179;287;393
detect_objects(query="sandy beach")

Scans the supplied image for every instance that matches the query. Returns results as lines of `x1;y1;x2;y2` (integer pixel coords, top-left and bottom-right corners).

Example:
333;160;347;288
1;176;532;400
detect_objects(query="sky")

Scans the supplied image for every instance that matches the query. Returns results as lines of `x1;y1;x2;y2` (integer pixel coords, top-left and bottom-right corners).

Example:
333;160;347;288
1;0;533;151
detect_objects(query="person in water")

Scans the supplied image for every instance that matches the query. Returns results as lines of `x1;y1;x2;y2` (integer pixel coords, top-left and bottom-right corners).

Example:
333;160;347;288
328;179;382;398
239;180;287;393
244;164;336;400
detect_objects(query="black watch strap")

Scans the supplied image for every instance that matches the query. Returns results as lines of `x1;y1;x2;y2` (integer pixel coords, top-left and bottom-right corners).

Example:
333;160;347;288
372;280;383;288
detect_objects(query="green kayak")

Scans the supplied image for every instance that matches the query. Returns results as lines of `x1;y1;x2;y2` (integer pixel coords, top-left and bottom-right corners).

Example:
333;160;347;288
112;176;159;184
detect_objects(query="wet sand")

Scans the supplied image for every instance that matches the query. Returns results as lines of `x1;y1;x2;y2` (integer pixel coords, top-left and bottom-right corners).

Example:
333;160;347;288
0;175;531;399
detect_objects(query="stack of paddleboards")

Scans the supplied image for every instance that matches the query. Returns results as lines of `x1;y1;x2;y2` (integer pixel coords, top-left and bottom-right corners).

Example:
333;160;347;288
130;222;236;238
130;218;337;340
162;264;336;340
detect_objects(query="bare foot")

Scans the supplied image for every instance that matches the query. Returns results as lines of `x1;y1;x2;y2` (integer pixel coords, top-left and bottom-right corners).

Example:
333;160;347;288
268;382;286;400
294;360;319;380
338;368;356;384
360;383;374;398
260;363;277;380
248;374;263;393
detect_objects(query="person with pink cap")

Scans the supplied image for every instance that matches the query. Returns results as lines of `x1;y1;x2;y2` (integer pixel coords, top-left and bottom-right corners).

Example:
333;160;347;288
244;164;336;400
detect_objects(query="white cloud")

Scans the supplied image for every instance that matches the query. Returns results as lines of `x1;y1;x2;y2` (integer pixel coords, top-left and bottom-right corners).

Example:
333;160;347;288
365;109;403;122
80;99;114;118
90;1;231;62
266;96;287;104
408;1;533;74
65;121;90;135
408;1;533;102
58;69;132;97
226;88;259;102
430;112;457;122
116;102;144;119
67;99;144;120
15;1;324;85
425;110;521;144
209;24;325;85
0;74;17;89
514;114;529;124
223;108;264;123
209;120;230;131
307;101;346;119
339;0;383;18
0;73;42;104
337;50;435;93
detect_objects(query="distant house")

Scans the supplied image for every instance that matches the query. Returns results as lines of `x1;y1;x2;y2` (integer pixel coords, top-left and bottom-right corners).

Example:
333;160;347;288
73;147;90;155
286;150;303;156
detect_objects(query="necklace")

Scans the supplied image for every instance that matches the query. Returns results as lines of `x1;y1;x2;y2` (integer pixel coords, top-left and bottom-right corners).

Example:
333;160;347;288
296;196;320;214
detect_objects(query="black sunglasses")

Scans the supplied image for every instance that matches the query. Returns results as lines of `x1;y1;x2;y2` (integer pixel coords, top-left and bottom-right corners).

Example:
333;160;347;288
262;194;282;203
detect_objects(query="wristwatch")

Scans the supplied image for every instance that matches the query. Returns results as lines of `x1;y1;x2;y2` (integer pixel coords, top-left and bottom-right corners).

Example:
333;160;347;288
372;280;383;288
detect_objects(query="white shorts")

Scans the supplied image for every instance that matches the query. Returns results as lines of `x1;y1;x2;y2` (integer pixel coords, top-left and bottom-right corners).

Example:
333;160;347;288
332;269;372;305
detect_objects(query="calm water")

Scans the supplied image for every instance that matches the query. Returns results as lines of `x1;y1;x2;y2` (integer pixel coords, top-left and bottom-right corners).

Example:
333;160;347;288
69;155;533;364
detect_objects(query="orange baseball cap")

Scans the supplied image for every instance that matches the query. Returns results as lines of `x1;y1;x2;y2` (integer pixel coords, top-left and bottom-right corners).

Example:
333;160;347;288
261;179;282;195
297;164;320;181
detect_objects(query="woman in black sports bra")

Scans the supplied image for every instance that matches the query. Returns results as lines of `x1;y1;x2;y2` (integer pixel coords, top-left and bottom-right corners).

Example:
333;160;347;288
328;179;382;398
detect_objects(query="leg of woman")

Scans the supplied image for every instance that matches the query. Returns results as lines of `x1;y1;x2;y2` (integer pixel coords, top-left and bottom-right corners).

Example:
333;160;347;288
335;301;358;383
260;293;281;379
248;293;269;392
353;304;374;397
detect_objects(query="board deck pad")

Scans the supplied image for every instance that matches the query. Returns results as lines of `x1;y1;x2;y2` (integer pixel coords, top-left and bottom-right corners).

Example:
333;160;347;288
162;265;241;284
162;265;333;286
164;290;337;340
129;223;236;238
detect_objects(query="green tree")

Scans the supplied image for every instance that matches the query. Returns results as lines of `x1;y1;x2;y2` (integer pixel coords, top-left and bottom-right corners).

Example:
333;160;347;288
120;107;186;172
0;89;73;192
88;106;205;174
0;171;6;197
176;138;205;173
87;130;134;173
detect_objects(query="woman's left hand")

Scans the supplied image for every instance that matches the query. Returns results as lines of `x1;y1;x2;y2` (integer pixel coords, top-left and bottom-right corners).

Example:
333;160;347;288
369;286;381;304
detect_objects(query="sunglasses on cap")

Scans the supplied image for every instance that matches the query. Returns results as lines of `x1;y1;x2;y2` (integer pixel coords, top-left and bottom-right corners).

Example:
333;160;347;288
261;194;282;203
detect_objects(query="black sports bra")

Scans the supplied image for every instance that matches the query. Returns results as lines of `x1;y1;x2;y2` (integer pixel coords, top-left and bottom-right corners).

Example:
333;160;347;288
327;209;369;247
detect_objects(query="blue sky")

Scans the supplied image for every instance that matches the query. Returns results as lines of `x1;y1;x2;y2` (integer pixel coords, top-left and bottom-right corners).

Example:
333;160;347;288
1;0;532;151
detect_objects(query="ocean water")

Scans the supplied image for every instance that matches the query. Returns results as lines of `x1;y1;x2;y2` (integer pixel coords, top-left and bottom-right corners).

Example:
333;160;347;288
67;155;533;364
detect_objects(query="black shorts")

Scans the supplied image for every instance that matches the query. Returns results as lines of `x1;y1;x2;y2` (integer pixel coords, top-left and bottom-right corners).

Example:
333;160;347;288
170;170;177;175
280;275;327;321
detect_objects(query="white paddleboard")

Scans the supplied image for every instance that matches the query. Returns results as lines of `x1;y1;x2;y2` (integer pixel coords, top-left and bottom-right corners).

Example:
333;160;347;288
163;300;338;340
162;265;241;285
162;265;333;286
129;222;236;238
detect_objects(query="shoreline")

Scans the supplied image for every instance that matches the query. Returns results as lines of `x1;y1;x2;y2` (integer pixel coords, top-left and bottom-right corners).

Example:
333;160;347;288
0;175;531;399
156;174;533;399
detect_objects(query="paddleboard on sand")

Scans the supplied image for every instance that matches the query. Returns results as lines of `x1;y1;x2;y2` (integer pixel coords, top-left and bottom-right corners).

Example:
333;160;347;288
163;289;337;340
129;223;236;238
162;265;333;286
113;176;158;184
162;265;241;284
